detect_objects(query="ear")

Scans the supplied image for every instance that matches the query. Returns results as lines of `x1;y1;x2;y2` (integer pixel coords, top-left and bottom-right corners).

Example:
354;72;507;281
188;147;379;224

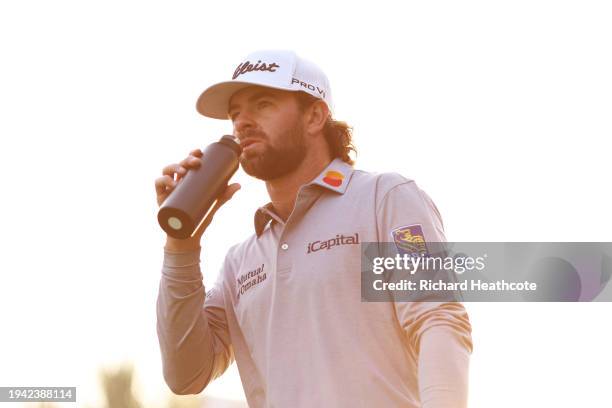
303;100;329;136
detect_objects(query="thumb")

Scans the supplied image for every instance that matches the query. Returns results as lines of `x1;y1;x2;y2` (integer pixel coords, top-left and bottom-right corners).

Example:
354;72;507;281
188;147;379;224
191;183;241;239
218;182;241;205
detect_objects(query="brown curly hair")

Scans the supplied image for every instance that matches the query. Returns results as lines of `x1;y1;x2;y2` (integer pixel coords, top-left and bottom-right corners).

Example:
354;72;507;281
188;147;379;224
294;92;357;165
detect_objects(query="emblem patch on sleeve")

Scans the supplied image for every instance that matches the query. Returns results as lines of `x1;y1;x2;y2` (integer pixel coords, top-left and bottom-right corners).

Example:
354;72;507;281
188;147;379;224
391;224;428;255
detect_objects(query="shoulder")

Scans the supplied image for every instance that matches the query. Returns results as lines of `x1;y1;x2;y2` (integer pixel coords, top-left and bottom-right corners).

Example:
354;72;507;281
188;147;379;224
349;168;419;201
350;168;443;225
222;237;254;268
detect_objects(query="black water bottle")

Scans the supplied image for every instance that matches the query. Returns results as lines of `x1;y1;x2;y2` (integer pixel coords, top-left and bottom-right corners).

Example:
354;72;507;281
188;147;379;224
158;135;242;239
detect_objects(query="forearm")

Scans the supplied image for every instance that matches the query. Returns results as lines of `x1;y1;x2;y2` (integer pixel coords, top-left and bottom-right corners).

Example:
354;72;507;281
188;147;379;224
156;247;216;394
418;325;471;408
164;236;201;252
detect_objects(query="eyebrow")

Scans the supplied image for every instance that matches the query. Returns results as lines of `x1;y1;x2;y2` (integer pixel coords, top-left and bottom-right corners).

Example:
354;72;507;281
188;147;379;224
228;91;276;116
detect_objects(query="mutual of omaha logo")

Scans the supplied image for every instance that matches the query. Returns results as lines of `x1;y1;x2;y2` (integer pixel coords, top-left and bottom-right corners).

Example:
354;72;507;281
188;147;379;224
322;170;344;187
391;225;428;255
233;60;280;80
236;263;266;300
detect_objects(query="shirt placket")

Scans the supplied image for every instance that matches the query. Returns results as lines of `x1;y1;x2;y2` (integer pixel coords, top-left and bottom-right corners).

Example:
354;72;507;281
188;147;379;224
275;185;323;277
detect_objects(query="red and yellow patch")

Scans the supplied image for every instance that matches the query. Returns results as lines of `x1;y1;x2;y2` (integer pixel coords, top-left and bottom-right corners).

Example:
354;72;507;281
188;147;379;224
322;170;344;187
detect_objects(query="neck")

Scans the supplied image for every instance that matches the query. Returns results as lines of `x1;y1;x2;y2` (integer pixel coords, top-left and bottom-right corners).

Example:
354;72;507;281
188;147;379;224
265;150;332;221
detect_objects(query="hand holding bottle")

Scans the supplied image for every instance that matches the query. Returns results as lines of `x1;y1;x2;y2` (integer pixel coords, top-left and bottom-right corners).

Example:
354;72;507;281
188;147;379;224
155;142;241;251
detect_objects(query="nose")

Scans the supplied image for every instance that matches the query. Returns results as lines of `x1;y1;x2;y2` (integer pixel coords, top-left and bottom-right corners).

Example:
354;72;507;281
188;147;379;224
232;110;256;138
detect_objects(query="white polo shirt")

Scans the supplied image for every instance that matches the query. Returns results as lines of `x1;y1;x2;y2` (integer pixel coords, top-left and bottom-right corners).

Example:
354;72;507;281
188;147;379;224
157;158;473;408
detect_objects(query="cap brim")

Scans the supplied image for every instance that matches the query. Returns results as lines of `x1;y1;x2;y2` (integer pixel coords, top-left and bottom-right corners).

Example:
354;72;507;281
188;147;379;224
196;81;251;119
196;80;301;120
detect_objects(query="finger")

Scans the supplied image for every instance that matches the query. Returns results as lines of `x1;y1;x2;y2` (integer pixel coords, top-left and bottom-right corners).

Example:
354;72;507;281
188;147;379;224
217;183;241;205
162;163;190;182
154;175;175;194
179;155;202;170
189;148;203;157
207;184;241;220
162;163;181;177
192;183;241;239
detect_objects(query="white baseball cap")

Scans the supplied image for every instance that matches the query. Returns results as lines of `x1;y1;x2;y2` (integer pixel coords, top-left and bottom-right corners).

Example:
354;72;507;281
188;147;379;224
196;50;333;120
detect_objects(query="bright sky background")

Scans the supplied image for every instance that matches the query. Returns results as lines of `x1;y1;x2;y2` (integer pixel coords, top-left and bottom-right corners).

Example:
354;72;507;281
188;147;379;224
1;1;611;407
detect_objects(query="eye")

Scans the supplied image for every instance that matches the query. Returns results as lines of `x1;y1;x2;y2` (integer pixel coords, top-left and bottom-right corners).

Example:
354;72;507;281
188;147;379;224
257;100;272;109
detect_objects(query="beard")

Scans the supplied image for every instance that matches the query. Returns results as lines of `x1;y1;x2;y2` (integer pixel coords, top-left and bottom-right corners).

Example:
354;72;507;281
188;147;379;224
239;121;307;181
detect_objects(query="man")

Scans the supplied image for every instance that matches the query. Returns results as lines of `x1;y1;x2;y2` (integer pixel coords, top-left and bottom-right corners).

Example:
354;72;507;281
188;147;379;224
155;50;473;408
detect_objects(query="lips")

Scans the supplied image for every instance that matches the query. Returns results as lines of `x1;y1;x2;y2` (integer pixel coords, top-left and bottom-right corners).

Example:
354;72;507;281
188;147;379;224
239;138;262;150
237;133;265;149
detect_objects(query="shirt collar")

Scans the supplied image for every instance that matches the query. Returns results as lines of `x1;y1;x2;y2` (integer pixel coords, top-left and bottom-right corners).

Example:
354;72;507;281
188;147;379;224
309;157;354;194
253;158;354;236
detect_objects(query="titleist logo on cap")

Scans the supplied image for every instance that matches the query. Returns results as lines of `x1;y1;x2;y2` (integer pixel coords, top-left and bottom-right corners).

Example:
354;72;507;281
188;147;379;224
233;60;280;80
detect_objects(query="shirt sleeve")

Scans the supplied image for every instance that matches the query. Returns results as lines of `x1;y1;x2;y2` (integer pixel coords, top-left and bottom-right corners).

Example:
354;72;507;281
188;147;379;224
156;247;234;394
376;175;473;408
